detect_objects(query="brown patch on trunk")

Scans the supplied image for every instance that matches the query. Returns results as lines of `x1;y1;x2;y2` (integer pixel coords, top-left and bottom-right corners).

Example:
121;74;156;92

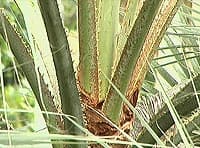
85;106;117;136
80;88;138;148
120;88;139;133
80;92;117;136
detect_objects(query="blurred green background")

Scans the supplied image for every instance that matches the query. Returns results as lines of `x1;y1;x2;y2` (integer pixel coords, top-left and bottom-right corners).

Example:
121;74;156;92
0;0;77;131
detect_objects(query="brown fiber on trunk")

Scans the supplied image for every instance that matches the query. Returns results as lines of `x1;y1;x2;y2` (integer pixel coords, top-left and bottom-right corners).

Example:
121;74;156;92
79;87;139;148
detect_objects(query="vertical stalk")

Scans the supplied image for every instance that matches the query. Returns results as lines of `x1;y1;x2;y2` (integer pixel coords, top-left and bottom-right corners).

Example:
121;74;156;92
98;0;120;101
115;0;139;68
78;0;99;102
103;0;164;124
38;1;86;148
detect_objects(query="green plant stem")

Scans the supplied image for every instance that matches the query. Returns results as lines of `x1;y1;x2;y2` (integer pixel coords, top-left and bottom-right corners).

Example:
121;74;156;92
38;1;86;148
103;0;164;124
98;0;120;101
78;0;99;101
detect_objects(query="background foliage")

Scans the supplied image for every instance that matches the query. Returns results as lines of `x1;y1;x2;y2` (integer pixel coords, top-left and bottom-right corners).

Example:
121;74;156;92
0;0;200;148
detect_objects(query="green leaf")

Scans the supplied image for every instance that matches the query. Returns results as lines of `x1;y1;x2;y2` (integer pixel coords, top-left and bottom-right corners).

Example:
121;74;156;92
0;9;62;133
134;74;200;145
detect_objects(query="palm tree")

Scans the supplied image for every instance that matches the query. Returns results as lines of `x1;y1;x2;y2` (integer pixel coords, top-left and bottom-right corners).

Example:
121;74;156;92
0;0;200;147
